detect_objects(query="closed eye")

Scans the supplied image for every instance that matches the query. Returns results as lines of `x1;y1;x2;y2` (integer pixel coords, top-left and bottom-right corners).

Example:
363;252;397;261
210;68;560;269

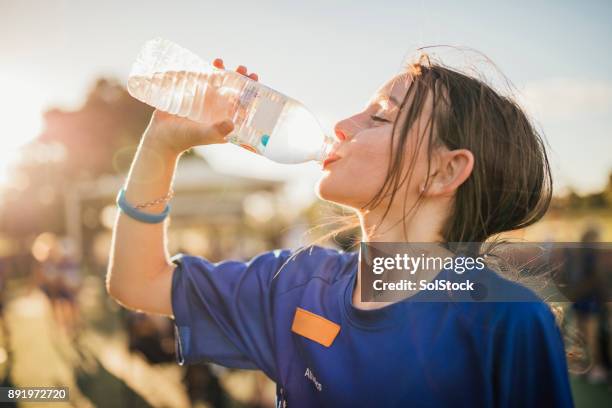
370;115;392;123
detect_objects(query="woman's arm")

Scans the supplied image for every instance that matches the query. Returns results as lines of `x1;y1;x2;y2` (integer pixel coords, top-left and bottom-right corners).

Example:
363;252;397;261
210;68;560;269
106;127;181;317
106;60;256;317
106;111;234;316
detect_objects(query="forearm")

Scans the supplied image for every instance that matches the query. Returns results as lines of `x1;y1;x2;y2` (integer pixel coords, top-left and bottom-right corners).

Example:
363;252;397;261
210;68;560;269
106;132;180;302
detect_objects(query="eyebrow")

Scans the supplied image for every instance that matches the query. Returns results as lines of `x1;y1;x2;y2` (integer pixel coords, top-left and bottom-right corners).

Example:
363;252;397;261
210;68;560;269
368;93;402;110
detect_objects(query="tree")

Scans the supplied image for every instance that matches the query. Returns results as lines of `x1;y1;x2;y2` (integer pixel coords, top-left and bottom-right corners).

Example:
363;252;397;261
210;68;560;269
1;78;153;236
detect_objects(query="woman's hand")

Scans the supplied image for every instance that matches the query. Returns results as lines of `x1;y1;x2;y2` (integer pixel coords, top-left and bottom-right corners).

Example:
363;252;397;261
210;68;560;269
142;59;259;157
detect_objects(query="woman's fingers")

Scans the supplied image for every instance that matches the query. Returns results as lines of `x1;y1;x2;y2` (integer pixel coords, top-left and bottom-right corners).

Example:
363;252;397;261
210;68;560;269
237;66;259;81
213;58;225;69
212;59;258;81
236;65;247;75
182;118;234;148
208;119;235;143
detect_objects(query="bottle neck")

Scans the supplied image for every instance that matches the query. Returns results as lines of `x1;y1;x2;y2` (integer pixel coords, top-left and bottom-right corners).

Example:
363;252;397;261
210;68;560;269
314;135;336;163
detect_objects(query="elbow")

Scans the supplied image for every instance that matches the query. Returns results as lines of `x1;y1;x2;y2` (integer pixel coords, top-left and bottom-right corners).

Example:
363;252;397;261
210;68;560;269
105;253;123;303
105;262;173;314
105;265;130;307
106;274;137;311
105;255;139;308
106;276;119;302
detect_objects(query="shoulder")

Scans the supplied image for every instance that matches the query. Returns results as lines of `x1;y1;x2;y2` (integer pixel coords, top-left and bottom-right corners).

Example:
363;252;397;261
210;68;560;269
452;267;559;334
272;245;358;288
170;245;356;282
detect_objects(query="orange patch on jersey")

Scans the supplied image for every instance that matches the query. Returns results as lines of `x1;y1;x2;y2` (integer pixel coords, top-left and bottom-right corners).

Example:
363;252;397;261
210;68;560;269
291;307;340;347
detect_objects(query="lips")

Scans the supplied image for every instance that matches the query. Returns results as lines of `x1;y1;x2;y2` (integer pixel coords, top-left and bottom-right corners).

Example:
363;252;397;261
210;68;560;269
322;153;341;170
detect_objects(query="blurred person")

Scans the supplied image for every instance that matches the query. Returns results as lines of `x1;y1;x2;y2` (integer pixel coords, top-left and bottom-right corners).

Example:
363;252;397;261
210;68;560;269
125;311;175;364
36;237;82;339
603;246;612;384
0;255;16;397
107;55;573;407
183;364;228;408
0;256;7;315
570;226;608;384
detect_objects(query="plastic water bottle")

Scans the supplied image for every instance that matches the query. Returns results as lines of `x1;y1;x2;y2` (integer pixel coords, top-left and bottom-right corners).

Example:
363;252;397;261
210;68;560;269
127;38;335;164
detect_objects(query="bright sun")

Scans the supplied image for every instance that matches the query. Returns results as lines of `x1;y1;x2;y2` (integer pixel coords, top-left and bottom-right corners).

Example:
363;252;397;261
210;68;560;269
0;75;45;186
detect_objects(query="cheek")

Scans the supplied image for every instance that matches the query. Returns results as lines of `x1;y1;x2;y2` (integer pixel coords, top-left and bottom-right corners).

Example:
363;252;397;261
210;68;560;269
345;143;389;185
316;131;391;206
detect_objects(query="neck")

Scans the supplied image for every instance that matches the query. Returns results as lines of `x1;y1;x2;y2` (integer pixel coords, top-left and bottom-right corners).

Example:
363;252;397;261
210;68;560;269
352;200;447;310
357;201;445;242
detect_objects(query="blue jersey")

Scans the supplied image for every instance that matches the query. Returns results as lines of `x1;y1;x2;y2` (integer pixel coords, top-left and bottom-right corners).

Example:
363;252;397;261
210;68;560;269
170;245;573;408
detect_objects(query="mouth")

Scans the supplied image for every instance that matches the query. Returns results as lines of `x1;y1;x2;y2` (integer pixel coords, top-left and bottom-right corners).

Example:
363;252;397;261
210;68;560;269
322;153;341;170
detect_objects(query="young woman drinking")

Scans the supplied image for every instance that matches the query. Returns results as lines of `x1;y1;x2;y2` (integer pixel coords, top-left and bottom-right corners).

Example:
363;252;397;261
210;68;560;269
107;56;573;407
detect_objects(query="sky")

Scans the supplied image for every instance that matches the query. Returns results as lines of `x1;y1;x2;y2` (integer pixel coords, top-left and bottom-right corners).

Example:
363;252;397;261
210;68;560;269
1;0;611;201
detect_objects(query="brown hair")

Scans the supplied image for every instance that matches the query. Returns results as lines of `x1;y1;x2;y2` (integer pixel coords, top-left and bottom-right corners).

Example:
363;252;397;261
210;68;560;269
308;53;552;254
292;53;588;369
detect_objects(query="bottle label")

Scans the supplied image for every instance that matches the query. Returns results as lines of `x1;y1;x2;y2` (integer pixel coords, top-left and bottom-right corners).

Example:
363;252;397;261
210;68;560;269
250;96;286;135
239;84;258;107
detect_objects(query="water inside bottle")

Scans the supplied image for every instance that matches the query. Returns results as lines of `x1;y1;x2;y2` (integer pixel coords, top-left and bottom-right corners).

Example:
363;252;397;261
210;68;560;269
262;102;328;164
128;70;329;164
127;70;228;123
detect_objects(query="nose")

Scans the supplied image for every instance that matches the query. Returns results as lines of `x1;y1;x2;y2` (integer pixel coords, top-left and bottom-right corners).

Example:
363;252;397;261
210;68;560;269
334;126;348;142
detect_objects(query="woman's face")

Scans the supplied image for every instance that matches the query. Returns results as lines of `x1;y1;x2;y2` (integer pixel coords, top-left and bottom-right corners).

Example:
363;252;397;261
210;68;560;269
317;72;432;210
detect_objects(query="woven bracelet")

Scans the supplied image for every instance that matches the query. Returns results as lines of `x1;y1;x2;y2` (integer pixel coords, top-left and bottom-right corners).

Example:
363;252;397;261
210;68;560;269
116;188;171;224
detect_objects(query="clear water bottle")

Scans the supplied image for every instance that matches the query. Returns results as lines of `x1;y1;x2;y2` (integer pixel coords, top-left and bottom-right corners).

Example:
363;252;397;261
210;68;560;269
127;38;335;164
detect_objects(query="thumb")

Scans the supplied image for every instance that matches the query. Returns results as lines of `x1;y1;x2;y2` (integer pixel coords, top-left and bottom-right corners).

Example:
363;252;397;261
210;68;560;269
214;119;235;137
193;119;234;145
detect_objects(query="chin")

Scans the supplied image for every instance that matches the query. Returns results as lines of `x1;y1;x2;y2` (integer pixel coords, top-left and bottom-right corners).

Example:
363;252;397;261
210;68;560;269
316;178;341;202
315;176;356;208
315;176;333;201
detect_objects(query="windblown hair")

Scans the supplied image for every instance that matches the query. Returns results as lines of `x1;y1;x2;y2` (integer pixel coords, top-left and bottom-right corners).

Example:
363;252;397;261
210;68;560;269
308;52;552;255
291;51;586;368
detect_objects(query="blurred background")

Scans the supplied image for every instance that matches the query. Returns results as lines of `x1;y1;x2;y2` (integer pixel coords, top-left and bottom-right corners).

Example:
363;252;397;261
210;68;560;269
0;0;611;406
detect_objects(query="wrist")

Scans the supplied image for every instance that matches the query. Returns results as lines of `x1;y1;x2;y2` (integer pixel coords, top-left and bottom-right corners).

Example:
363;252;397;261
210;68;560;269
141;131;183;159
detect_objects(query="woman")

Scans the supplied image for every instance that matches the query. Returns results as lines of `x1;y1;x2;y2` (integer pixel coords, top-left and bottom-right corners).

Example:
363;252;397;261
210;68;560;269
107;55;574;407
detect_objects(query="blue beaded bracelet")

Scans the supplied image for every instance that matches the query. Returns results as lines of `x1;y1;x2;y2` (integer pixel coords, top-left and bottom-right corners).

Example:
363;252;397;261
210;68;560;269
116;188;170;224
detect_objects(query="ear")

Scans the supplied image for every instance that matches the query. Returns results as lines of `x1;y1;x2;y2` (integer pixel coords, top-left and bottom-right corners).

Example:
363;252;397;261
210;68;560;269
422;149;474;197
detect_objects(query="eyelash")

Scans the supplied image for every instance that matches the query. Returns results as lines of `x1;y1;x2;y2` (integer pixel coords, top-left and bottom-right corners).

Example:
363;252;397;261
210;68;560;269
370;115;392;123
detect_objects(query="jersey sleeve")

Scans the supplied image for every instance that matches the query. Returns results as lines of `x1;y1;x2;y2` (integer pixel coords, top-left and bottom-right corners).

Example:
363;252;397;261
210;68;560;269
493;302;574;408
170;248;293;381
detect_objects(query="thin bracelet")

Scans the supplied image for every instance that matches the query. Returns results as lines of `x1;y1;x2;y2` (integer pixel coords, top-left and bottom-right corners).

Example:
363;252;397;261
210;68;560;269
134;188;174;209
116;188;171;224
